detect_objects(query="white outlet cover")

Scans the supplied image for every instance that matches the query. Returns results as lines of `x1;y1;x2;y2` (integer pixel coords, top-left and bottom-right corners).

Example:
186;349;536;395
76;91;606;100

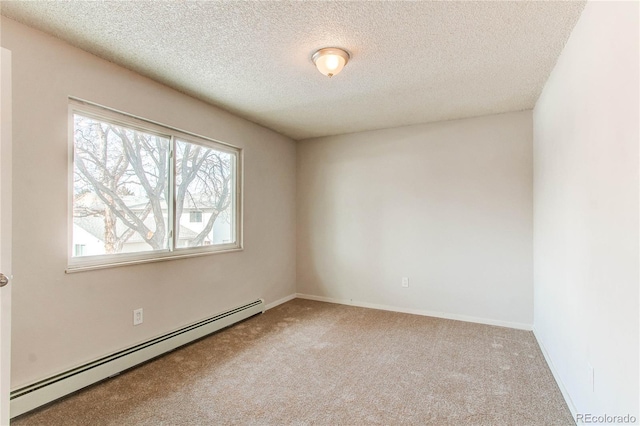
133;308;143;326
401;277;409;288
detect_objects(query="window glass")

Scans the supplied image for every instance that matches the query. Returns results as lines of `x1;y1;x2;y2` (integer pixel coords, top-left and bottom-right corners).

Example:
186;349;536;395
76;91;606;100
175;139;236;248
189;211;203;223
69;103;242;270
73;114;170;256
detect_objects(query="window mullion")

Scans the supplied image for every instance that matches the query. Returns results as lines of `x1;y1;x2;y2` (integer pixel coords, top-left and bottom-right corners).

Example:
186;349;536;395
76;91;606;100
169;137;176;251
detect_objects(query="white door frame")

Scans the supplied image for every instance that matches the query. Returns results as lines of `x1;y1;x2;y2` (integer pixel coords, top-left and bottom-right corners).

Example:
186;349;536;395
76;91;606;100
0;47;13;426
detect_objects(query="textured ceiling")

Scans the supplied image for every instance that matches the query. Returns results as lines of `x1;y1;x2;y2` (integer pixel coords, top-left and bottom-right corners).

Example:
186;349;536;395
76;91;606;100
1;1;585;140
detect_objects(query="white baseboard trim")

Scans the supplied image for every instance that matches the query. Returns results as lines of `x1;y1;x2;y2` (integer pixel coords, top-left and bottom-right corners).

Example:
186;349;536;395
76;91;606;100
264;293;297;311
532;327;578;424
295;293;533;331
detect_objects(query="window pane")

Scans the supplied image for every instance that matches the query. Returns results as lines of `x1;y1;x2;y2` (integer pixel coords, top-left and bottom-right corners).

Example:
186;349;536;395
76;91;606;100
175;139;235;248
72;114;171;257
189;211;203;223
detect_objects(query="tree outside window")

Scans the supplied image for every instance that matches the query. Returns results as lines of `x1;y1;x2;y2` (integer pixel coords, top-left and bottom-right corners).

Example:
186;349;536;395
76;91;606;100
71;107;239;267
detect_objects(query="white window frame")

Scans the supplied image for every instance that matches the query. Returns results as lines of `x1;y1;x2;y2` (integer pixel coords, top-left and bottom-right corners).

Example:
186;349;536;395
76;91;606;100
67;98;243;272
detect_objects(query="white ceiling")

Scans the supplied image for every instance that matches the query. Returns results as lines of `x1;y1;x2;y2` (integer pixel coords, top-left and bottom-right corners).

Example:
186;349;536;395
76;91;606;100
1;1;585;140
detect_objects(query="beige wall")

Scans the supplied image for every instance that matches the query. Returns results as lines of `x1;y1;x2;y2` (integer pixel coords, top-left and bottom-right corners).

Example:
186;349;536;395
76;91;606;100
297;111;533;328
1;18;296;388
533;1;639;417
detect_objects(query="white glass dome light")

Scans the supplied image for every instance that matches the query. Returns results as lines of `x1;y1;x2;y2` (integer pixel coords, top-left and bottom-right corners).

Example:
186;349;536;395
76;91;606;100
312;47;350;78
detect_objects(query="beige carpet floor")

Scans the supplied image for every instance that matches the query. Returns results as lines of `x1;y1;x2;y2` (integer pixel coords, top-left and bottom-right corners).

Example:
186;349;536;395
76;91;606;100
13;299;574;425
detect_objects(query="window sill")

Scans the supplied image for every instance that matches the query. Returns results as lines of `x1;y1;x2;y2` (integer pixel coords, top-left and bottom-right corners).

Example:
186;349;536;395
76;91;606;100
66;245;243;273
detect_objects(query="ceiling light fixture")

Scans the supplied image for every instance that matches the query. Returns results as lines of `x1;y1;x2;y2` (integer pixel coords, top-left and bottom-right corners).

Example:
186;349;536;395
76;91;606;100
312;47;350;78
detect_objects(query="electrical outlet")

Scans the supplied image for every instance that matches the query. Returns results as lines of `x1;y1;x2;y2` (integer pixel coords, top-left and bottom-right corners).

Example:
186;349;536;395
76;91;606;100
133;308;143;326
401;277;409;288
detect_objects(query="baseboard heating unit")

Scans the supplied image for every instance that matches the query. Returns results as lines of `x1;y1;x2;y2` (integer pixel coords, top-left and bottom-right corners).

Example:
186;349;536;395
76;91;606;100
10;299;264;418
